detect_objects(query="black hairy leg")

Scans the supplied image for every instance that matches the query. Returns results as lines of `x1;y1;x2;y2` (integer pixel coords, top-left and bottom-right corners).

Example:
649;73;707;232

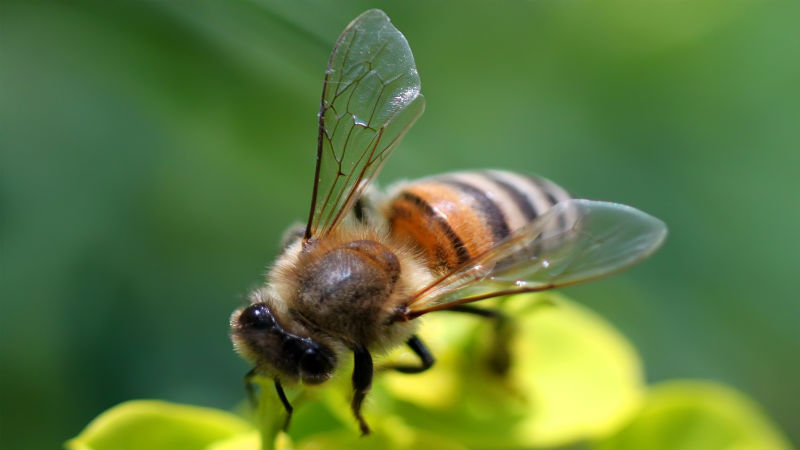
244;368;258;409
381;335;435;374
273;378;293;431
446;305;515;375
244;369;294;431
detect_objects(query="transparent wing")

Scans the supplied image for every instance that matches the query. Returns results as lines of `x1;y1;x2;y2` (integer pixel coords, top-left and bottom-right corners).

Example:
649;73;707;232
305;9;425;239
405;199;667;318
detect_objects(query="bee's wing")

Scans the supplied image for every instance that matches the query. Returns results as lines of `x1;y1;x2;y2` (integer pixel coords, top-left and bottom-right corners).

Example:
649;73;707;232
304;9;425;239
405;199;667;318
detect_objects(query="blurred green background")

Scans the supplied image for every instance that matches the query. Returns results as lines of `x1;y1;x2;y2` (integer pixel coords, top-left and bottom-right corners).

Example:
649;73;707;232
1;1;798;448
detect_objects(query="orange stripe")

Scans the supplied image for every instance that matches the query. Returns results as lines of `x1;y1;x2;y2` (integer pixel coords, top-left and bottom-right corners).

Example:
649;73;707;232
388;182;496;273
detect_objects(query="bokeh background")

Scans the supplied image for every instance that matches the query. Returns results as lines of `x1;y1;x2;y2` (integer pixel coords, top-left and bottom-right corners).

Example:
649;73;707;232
2;1;798;448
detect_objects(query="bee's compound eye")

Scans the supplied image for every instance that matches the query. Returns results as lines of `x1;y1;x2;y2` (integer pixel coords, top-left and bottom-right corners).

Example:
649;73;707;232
238;303;276;330
299;345;335;383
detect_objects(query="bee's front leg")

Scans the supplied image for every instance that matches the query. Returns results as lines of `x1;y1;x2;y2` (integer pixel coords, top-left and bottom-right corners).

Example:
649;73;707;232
351;345;373;436
244;368;258;409
244;370;294;431
273;378;293;431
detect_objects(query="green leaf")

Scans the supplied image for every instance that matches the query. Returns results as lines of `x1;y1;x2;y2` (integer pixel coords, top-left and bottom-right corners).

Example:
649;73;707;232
66;400;255;450
592;380;792;450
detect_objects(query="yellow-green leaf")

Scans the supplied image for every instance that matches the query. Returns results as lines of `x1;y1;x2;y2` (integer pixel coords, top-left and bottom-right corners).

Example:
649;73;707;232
206;431;261;450
66;400;254;450
68;295;791;450
592;380;792;450
381;293;646;448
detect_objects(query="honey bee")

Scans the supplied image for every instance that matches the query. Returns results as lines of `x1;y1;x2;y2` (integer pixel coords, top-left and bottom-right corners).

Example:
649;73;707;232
230;9;667;435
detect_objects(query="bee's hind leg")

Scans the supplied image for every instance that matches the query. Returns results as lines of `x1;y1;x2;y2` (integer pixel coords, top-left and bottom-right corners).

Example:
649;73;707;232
351;345;373;436
382;335;435;374
447;305;515;375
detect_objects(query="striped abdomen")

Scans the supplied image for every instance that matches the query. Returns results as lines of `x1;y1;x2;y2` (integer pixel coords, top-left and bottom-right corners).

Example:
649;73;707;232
385;170;571;274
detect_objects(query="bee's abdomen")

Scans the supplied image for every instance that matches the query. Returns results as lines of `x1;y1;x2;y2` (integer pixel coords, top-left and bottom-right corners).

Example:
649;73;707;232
386;170;570;273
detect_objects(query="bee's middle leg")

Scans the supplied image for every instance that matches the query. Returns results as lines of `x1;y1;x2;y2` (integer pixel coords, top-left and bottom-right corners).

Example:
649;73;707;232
447;305;514;375
382;335;435;374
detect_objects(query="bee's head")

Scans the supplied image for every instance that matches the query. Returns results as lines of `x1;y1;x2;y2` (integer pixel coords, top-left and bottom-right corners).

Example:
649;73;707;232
230;302;336;384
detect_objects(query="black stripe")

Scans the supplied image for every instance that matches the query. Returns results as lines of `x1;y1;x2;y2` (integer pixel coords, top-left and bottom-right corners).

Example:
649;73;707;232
399;192;470;265
526;175;571;205
483;172;538;221
546;191;559;206
440;178;511;241
526;175;568;230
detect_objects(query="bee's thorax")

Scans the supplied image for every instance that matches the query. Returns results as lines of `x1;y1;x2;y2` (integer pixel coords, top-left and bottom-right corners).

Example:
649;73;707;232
294;239;399;345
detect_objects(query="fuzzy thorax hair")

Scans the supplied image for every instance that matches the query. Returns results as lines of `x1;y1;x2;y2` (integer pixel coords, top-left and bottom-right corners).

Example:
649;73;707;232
235;223;433;381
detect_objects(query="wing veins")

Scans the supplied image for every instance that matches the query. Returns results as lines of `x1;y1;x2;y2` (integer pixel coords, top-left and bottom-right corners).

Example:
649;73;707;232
319;68;402;232
326;129;384;231
332;29;358;90
306;10;423;238
407;229;534;306
403;200;666;318
306;24;360;240
317;76;372;231
319;122;371;230
408;223;663;319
